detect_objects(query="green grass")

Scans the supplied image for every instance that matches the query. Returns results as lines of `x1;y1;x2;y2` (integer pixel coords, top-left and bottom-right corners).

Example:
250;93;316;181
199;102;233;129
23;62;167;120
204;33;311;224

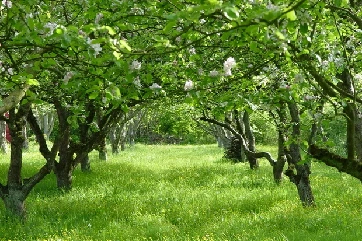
1;144;362;240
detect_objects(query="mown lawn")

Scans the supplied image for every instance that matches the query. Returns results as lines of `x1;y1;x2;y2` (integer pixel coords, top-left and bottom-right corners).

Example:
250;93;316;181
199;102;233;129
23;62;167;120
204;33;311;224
0;144;362;241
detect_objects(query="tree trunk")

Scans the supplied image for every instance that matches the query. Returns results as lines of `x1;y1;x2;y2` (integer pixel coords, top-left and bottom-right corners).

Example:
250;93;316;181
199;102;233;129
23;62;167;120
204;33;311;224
243;111;258;169
2;190;26;218
224;136;243;162
354;113;362;162
98;137;107;161
0;120;7;153
80;153;90;172
273;105;289;183
2;105;29;219
22;123;29;150
109;126;120;154
55;164;73;191
286;102;315;207
54;103;74;190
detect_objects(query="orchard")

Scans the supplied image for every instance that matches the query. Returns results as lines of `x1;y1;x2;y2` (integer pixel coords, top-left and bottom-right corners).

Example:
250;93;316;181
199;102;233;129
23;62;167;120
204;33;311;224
0;0;362;239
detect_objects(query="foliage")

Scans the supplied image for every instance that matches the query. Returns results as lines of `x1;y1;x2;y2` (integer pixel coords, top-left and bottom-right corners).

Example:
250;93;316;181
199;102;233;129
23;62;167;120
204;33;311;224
137;103;215;144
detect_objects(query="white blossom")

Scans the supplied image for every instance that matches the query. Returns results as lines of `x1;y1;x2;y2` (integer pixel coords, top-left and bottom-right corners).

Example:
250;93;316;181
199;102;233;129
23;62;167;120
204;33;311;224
280;82;290;89
266;3;279;10
87;38;102;56
63;71;73;84
1;0;12;8
200;19;206;24
355;73;362;81
314;113;322;120
130;60;142;70
184;80;194;91
175;36;182;43
224;57;236;69
209;70;219;77
189;47;196;55
44;22;58;35
224;68;232;76
133;76;142;88
149;83;162;90
304;95;315;101
111;39;118;46
197;68;204;75
295;73;304;83
95;13;103;24
78;30;86;37
7;68;13;75
223;57;236;76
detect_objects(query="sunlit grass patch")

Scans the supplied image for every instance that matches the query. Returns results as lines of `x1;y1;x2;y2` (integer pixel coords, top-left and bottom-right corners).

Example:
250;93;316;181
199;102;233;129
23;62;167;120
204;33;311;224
0;144;362;240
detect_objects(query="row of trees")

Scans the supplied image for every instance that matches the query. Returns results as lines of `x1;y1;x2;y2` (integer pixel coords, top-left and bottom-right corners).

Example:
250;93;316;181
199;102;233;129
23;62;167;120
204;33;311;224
1;0;362;218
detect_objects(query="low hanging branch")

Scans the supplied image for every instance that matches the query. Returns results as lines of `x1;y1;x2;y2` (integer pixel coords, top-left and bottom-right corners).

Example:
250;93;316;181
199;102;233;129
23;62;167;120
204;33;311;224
309;144;362;181
200;116;277;166
22;108;59;197
0;84;30;115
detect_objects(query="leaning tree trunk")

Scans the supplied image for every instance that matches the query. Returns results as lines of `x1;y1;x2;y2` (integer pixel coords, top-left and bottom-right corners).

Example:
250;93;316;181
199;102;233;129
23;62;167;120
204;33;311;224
243;111;258;169
273;105;288;183
285;101;315;207
0;119;7;153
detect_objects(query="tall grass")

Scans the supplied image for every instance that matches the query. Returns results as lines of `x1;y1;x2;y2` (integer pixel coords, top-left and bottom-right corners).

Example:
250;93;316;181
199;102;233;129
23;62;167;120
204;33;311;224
0;144;362;240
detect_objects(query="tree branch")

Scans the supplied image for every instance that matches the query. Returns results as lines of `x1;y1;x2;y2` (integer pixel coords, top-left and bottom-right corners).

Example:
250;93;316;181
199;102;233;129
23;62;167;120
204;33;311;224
0;84;30;115
309;144;362;181
200;116;276;166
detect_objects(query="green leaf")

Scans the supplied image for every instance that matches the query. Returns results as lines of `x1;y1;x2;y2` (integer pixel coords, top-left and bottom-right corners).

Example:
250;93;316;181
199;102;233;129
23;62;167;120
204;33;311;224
113;51;122;60
250;41;258;52
300;23;308;34
89;92;99;99
119;40;131;51
285;10;297;21
223;7;239;20
56;28;63;34
275;30;285;40
163;20;177;33
26;78;39;86
105;26;116;35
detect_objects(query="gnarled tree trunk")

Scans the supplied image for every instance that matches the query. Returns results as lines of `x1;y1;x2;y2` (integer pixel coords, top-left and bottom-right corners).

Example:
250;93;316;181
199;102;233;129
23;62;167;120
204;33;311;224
285;101;315;207
243;111;258;169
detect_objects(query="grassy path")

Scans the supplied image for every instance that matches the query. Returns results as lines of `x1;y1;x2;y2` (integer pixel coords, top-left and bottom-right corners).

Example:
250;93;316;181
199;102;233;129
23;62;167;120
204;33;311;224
0;144;362;240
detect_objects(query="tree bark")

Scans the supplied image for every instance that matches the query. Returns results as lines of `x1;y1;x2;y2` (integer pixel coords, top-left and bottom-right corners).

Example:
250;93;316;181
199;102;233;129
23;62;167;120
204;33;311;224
273;105;289;183
22;123;29;150
200;116;277;167
80;153;90;172
98;137;107;161
0;85;30;115
54;102;74;190
0;104;31;219
285;102;315;207
0;120;7;153
243;111;258;169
